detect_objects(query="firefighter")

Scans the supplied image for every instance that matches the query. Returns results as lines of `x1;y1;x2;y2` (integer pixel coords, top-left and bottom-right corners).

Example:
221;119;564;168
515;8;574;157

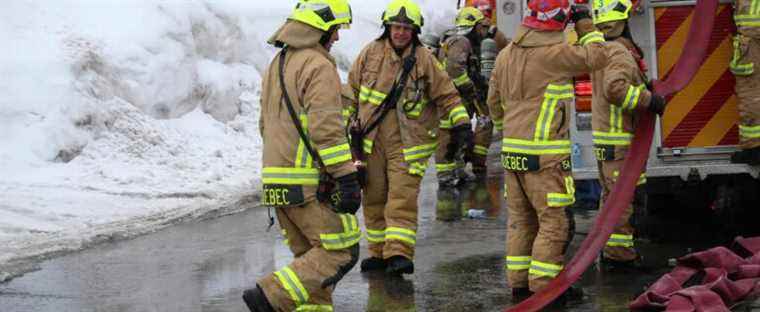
243;1;362;311
590;0;667;271
437;7;494;181
731;0;760;165
486;0;609;302
348;0;471;275
470;0;511;51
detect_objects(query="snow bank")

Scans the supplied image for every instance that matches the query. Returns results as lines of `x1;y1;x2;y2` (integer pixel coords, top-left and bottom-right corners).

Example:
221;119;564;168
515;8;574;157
0;0;457;281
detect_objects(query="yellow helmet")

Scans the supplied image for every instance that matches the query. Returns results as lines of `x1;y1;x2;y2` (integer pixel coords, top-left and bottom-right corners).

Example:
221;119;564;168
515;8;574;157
289;0;353;32
382;0;424;30
455;7;485;28
592;0;632;24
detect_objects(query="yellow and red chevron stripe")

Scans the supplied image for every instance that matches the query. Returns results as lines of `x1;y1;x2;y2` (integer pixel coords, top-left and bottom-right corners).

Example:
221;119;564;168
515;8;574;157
657;4;740;148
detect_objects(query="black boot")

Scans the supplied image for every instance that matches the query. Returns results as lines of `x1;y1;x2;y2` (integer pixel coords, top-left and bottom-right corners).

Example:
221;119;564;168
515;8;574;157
242;284;275;312
360;257;387;272
600;256;649;273
385;255;414;275
511;287;533;303
549;286;584;307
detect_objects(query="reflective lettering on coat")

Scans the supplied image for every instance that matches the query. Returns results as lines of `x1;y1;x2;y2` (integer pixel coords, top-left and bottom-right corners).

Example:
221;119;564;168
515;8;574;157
501;153;540;172
262;185;305;207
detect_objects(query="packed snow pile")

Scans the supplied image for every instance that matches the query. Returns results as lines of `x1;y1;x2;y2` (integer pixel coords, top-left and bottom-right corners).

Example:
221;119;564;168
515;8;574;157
0;0;456;281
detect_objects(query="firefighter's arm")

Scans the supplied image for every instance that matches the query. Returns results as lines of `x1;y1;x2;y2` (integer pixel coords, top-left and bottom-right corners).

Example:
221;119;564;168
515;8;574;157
552;20;608;77
425;51;470;128
486;54;505;132
446;38;477;101
304;58;356;178
603;46;652;112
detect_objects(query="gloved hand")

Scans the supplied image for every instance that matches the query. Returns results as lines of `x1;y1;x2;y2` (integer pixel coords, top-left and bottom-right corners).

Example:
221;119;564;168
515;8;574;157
446;124;474;161
570;5;592;23
648;94;667;115
336;172;362;214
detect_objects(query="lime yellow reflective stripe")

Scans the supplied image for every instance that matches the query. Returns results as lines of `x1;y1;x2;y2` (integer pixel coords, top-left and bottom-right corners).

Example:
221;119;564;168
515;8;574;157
296;305;333;312
592;131;633;146
435;59;445;70
403;142;438;162
274;266;309;305
282;229;289;246
436;162;458;172
295;113;313;168
606;233;634;247
609;105;624;133
578;31;605;45
363;139;374;155
502;138;572;155
453;72;472;87
547;176;576;207
318;143;351;166
613;171;647;185
262;167;320;185
474;144;489;156
409;161;428;176
505;256;532;271
740;124;760;139
405;99;428;118
735;14;760;27
385;227;417;245
366;228;385;243
449;105;469;125
529;260;564;278
440;118;453;129
534;84;573;142
622;85;644;111
544;84;575;100
535;98;560;141
320;214;361;250
493;119;504;131
359;85;387;105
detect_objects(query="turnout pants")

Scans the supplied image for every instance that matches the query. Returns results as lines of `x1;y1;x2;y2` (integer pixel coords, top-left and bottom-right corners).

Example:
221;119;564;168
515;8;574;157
363;113;423;260
258;201;359;312
434;127;460;182
504;163;575;292
598;159;646;262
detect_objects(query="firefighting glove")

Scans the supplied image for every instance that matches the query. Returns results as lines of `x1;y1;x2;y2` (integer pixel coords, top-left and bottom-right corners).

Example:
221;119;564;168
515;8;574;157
447;124;474;162
648;94;667;116
570;5;592;23
336;172;362;214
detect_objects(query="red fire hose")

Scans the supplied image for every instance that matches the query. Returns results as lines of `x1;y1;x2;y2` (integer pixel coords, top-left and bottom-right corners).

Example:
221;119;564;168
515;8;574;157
507;0;719;310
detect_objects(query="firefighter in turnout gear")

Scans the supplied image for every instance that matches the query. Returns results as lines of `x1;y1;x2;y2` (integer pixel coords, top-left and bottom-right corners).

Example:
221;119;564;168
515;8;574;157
486;0;609;301
243;1;361;311
437;7;494;180
470;0;511;51
731;0;760;165
348;0;471;275
591;0;666;270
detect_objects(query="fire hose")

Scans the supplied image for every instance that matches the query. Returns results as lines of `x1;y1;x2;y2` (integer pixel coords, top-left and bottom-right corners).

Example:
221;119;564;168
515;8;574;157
507;0;719;310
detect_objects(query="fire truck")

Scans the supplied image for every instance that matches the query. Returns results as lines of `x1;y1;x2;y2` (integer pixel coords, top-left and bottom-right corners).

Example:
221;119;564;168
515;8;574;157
463;0;760;238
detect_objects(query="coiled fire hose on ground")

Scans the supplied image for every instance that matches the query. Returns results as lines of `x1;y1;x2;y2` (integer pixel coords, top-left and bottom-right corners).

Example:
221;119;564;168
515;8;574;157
507;0;719;310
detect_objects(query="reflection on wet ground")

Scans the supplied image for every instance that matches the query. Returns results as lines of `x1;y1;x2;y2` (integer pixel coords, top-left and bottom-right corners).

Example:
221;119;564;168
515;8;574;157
0;171;744;311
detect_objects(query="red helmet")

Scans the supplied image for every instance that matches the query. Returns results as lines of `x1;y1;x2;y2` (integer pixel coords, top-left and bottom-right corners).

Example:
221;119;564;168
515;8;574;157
471;0;494;19
522;0;571;31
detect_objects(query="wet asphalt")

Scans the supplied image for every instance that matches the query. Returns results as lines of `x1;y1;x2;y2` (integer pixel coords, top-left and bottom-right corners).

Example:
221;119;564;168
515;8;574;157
0;169;716;312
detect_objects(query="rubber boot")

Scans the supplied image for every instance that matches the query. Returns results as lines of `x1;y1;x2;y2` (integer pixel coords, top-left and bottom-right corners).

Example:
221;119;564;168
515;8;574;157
549;286;584;308
360;257;387;272
600;254;649;273
511;287;533;303
242;284;275;312
385;255;414;275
